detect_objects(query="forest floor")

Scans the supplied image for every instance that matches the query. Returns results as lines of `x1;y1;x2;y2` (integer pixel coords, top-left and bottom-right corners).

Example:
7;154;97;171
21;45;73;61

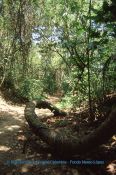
0;93;116;175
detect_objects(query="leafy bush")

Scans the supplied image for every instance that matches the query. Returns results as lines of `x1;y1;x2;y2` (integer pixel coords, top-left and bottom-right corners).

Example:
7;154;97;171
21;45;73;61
19;78;44;100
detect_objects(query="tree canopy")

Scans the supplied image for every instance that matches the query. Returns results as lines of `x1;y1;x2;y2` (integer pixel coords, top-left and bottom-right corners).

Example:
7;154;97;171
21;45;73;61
0;0;116;113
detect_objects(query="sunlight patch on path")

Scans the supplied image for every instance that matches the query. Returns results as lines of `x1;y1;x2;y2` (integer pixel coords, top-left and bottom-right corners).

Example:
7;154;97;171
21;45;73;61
0;146;11;151
4;125;21;131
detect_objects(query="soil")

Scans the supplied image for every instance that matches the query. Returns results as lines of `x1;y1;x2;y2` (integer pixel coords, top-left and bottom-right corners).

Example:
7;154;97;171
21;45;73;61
0;94;115;175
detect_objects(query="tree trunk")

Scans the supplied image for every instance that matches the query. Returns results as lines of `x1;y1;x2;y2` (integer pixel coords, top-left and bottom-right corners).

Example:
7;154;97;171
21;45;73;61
25;100;116;157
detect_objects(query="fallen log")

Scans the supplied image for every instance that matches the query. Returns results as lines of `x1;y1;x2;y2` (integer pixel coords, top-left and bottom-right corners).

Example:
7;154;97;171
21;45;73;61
25;100;116;156
34;100;67;116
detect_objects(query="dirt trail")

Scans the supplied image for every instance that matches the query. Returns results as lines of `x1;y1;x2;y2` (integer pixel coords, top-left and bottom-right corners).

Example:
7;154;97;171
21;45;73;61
0;95;27;173
0;95;60;174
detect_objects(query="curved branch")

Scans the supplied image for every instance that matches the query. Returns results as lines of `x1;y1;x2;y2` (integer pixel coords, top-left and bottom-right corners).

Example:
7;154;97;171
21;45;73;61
25;100;116;156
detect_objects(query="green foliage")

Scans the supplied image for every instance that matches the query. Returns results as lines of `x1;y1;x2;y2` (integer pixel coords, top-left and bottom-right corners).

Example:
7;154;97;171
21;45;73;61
0;0;115;110
43;72;57;94
19;78;44;100
56;94;73;109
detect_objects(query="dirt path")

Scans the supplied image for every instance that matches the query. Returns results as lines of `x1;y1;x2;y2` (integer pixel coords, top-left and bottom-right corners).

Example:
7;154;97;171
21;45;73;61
0;95;28;173
0;95;60;174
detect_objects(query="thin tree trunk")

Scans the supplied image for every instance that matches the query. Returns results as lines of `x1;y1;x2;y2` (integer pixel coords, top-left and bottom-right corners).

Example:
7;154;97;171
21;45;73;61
87;0;93;120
